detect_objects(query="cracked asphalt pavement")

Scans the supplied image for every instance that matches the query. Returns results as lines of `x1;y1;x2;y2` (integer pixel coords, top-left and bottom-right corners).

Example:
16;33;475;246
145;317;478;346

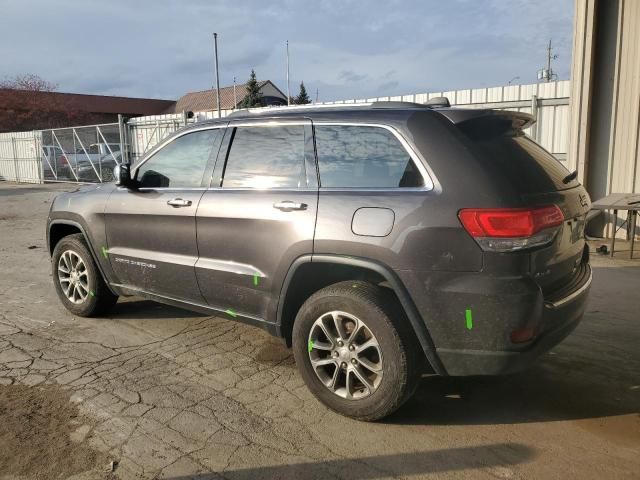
0;181;639;479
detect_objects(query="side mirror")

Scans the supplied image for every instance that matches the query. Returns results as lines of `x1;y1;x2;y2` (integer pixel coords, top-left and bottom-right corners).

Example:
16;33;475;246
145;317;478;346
114;163;136;189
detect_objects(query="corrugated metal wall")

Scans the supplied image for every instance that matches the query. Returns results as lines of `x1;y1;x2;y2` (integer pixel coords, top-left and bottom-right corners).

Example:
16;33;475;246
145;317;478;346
570;0;640;196
608;0;640;195
570;0;640;240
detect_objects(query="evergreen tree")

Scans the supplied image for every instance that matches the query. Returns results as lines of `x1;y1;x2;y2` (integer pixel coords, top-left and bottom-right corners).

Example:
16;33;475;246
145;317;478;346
295;81;311;104
239;69;263;108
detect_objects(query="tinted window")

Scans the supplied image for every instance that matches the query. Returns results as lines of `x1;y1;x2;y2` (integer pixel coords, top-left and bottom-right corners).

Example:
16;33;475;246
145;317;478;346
222;126;305;188
315;125;423;188
136;129;219;188
459;117;577;192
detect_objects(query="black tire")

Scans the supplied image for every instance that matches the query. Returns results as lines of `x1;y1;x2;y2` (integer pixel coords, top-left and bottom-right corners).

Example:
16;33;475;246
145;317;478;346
51;233;118;317
292;281;422;421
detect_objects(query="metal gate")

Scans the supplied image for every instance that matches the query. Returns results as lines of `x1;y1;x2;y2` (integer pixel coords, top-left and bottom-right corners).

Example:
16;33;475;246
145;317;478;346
41;123;122;183
127;112;190;163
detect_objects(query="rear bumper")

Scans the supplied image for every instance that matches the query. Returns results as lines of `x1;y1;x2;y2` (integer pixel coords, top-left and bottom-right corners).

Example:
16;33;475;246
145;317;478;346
399;263;592;376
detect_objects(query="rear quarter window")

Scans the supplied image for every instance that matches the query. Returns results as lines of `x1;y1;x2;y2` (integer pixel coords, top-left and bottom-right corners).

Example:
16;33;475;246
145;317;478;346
314;125;423;188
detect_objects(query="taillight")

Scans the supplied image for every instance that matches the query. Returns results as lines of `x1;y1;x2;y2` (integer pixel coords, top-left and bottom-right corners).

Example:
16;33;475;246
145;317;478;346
458;205;564;252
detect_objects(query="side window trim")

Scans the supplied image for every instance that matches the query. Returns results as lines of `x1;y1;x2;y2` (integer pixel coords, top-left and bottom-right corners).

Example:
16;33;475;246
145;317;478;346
312;122;435;191
216;121;313;190
133;124;227;190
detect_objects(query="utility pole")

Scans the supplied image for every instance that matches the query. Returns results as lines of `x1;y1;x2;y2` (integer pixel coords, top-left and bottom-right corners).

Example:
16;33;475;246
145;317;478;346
213;33;221;117
546;39;553;78
286;40;291;106
537;39;558;82
315;87;319;103
233;76;237;109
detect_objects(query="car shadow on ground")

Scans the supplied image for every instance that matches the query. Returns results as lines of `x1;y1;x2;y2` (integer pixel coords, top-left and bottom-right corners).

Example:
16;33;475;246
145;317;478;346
164;443;536;480
389;362;638;426
107;298;209;320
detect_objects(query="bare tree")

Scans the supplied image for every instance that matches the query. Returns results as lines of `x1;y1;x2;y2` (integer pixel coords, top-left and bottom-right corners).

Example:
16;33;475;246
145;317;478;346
0;74;90;132
0;73;58;91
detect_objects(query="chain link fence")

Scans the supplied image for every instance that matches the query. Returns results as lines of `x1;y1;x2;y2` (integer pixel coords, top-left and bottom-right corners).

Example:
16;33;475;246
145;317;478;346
41;124;122;183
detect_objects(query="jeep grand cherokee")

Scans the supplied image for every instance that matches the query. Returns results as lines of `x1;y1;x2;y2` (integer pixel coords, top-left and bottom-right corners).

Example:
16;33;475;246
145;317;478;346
47;101;592;420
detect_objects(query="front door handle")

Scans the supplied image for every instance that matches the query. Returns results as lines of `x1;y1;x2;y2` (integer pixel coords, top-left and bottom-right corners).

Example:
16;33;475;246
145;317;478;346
273;200;307;211
167;198;192;208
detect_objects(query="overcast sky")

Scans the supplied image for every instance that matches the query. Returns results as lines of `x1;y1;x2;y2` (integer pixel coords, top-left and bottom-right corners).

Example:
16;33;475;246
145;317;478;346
0;0;574;102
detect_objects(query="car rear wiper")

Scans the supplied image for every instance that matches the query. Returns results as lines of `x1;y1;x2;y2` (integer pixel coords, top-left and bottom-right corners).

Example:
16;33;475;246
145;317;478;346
563;170;578;184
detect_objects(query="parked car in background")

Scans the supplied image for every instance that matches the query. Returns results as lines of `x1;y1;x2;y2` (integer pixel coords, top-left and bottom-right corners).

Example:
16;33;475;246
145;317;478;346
42;145;74;180
76;143;121;182
43;143;121;182
46;101;592;420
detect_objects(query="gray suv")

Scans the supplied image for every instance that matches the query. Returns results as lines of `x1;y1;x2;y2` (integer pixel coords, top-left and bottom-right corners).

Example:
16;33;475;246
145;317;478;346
47;101;592;420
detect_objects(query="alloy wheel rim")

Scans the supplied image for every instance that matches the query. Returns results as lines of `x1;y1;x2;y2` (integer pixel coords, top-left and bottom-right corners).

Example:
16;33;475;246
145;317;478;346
308;310;383;400
57;250;89;304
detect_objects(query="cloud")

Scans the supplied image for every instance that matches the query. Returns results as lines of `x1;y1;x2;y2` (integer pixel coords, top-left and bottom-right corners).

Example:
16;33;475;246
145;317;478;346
0;0;574;101
338;71;369;83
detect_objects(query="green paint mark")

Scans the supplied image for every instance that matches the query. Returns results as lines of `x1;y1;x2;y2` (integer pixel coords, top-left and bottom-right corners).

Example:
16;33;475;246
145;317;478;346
253;273;259;286
101;246;108;259
89;291;95;297
465;308;473;330
308;339;314;352
225;309;237;318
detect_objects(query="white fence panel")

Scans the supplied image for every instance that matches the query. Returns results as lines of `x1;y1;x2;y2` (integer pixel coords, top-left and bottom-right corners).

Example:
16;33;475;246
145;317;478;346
314;80;571;160
0;131;42;183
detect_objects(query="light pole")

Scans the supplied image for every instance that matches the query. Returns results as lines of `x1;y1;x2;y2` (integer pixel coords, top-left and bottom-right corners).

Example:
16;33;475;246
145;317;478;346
286;40;291;106
213;33;221;118
233;76;237;109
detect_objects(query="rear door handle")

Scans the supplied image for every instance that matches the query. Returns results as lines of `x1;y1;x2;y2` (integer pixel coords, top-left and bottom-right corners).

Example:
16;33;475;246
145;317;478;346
273;201;307;211
167;198;192;208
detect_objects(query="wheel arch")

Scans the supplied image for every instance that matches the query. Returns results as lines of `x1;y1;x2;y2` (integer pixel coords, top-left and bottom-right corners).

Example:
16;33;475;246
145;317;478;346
276;254;446;375
48;219;117;296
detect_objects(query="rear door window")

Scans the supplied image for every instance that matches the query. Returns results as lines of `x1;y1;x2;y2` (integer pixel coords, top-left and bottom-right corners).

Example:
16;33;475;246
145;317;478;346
222;125;305;189
314;125;424;188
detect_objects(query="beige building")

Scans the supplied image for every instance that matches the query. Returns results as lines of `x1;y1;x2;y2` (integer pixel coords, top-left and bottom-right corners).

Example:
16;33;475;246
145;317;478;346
569;0;640;235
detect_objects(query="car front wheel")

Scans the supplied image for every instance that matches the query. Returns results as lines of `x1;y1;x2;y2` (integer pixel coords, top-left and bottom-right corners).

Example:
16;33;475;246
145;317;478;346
292;281;421;421
52;233;118;317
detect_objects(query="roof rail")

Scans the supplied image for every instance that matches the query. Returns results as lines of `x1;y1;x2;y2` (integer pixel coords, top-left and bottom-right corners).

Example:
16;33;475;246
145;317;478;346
227;102;374;117
227;97;452;117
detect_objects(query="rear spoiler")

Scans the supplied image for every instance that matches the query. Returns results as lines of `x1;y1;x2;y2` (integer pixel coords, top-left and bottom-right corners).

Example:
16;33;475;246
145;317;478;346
437;109;535;130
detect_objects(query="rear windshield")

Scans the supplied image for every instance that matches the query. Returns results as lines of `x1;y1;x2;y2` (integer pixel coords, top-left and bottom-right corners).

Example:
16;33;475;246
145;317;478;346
459;117;578;193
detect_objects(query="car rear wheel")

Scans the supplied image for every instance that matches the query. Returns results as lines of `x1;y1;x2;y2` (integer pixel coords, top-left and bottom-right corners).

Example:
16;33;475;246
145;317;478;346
292;281;421;421
52;233;118;317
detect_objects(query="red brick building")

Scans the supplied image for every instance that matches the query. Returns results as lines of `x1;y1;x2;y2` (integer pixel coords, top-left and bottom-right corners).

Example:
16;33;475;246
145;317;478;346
0;89;174;132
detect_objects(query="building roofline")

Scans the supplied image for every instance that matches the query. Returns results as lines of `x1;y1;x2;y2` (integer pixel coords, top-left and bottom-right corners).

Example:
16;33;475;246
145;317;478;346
0;88;174;103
